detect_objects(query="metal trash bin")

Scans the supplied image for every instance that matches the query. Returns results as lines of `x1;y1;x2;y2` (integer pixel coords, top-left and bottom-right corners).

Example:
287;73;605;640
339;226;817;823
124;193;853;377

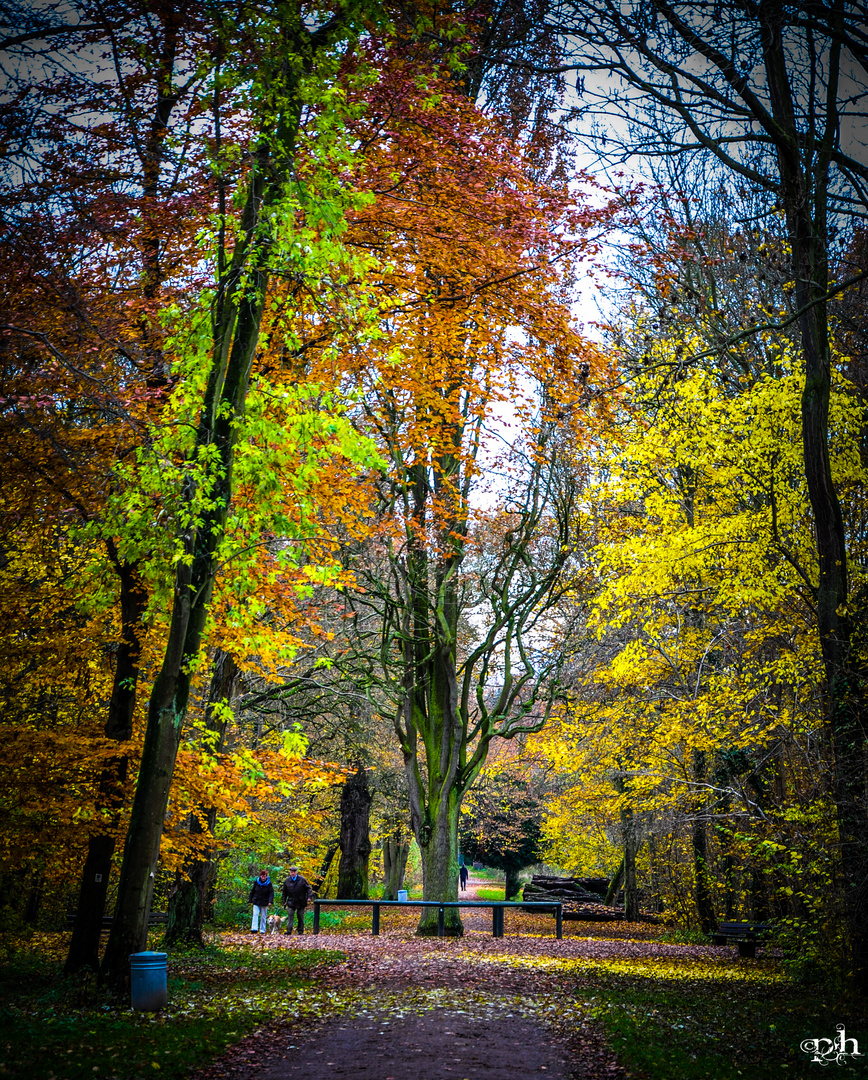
129;951;167;1011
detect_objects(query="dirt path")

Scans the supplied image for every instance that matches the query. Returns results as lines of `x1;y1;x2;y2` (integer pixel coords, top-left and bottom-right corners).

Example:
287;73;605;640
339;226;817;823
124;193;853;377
190;877;633;1080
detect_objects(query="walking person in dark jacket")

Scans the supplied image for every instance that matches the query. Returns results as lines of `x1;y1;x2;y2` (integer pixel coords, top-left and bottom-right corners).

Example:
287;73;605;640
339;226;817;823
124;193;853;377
248;870;274;933
281;866;313;934
459;864;469;891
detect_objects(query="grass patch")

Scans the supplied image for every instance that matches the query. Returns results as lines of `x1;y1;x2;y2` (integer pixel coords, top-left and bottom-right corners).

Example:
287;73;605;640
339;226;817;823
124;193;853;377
579;969;867;1079
467;867;504;881
477;938;867;1078
0;935;344;1080
475;887;505;901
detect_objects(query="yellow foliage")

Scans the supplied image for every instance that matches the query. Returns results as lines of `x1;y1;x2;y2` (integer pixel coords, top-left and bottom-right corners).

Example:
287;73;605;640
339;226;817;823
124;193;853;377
531;334;866;929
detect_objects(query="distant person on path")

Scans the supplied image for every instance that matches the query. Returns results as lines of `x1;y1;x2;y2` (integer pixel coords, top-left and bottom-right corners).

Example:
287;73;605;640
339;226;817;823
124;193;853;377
282;865;313;934
248;869;274;934
459;864;468;891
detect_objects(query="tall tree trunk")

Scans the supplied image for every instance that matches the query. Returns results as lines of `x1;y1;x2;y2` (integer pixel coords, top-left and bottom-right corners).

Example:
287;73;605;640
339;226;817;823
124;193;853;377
336;766;372;900
164;651;239;948
646;832;662;913
312;842;339;895
416;784;462;935
792;202;868;992
23;883;42;926
692;751;716;933
722;844;736;921
163;816;215;948
96;7;365;988
382;824;410;901
760;2;868;993
604;856;624;906
614;774;640;920
504;865;520;901
622;805;639;921
100;16;317;987
692;817;716;934
66;559;146;974
100;603;201;986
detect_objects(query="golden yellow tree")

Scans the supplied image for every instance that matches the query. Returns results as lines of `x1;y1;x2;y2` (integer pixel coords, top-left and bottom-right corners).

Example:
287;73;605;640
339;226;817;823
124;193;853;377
534;331;865;938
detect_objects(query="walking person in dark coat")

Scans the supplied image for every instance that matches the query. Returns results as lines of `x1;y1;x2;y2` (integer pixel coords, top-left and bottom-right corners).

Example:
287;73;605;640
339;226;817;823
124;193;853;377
282;865;313;934
248;869;274;933
459;864;469;891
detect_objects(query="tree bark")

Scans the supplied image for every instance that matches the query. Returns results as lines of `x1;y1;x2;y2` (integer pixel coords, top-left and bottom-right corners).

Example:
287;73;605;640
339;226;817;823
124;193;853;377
504;866;521;901
759;2;868;989
23;883;42;925
65;559;146;974
604;856;624;906
163;828;214;948
402;530;466;936
416;784;462;935
99;10;341;990
691;751;716;933
164;651;239;948
336;765;372;900
622;806;639;921
382;831;410;901
692;818;716;934
312;842;339;895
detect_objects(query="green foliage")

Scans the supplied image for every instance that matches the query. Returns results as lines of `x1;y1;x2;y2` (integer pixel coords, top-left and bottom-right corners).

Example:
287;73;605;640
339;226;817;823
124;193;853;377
211;848;289;929
460;769;544;882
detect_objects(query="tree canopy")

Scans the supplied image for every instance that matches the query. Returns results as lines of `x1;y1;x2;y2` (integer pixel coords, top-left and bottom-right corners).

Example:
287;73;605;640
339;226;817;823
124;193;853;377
0;0;866;996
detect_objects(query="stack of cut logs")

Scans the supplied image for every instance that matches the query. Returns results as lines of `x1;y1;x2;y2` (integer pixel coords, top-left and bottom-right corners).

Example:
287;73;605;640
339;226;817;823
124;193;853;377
521;875;627;921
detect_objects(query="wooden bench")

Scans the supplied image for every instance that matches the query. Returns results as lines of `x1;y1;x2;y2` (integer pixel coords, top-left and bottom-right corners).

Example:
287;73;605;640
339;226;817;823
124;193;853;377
711;921;773;957
312;899;563;939
66;912;169;931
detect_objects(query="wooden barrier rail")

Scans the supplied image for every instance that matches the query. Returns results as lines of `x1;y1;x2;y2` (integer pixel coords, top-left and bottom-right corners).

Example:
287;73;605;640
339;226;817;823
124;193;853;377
311;899;563;939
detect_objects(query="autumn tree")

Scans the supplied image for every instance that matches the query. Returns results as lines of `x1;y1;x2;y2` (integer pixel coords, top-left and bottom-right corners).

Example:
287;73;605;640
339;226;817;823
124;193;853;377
591;176;813;930
295;55;609;933
534;321;863;944
1;0;390;985
97;1;389;987
459;753;548;899
544;0;868;989
0;0;214;966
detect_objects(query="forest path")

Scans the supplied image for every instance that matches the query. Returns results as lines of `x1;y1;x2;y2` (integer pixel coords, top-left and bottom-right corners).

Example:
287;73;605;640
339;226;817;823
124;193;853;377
189;878;680;1080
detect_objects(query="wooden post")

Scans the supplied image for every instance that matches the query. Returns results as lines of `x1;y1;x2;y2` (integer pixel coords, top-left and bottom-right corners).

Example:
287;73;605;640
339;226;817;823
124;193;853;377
313;902;320;935
555;904;562;940
372;903;380;936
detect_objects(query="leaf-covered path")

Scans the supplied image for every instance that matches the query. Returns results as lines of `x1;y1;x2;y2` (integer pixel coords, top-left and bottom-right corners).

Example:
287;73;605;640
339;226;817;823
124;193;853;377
188;929;631;1080
11;875;802;1080
186;879;707;1080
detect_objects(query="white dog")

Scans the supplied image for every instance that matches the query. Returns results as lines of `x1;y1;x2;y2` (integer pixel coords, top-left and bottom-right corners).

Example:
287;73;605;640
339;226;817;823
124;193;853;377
266;912;287;934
